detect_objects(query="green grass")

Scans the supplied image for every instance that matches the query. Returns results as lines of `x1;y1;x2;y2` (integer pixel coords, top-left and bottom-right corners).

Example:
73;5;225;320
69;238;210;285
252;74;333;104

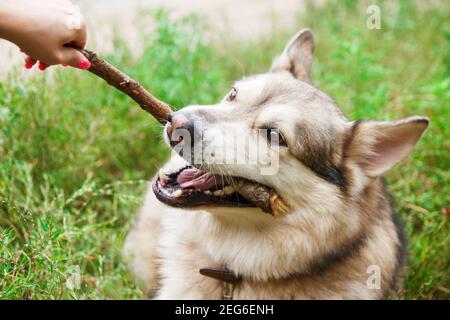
0;1;448;299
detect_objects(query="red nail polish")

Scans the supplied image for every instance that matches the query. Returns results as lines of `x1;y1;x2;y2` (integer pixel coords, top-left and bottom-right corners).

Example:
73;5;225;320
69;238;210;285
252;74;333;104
38;63;47;71
62;64;69;67
77;59;91;70
25;62;33;69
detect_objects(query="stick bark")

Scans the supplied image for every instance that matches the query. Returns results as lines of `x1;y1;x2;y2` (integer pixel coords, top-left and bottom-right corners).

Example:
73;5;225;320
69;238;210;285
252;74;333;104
80;49;172;125
234;178;290;217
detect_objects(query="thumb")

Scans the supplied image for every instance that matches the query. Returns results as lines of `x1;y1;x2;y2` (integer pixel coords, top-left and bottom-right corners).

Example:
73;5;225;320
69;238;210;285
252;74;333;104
59;48;91;70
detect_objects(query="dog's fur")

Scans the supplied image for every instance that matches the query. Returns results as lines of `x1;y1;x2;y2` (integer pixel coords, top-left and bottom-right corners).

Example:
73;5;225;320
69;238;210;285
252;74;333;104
123;29;428;299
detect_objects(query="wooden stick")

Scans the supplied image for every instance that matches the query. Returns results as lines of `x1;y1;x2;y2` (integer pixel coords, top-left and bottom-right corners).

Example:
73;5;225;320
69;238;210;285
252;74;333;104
235;178;290;217
80;49;172;125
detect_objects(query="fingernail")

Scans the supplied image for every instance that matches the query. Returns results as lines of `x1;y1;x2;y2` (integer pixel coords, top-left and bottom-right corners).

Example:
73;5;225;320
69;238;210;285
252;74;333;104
38;63;48;71
25;62;33;69
62;64;69;67
77;58;91;70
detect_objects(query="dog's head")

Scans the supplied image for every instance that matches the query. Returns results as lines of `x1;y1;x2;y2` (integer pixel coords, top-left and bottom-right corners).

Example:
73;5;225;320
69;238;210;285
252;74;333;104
154;29;428;214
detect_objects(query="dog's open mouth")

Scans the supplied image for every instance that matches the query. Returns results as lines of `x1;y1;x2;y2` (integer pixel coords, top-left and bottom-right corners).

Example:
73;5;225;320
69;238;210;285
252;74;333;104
153;166;255;208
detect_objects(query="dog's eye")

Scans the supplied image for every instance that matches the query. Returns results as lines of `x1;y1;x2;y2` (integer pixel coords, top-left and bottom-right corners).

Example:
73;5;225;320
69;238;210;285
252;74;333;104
227;87;238;102
265;129;287;147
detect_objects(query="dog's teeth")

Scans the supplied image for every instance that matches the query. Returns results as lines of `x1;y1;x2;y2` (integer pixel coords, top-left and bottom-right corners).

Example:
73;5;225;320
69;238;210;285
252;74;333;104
159;169;168;181
173;189;183;198
223;186;235;195
213;190;224;197
204;190;212;195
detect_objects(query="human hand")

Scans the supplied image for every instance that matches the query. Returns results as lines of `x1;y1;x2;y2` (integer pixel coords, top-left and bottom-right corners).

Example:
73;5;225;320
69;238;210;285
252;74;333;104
0;0;90;70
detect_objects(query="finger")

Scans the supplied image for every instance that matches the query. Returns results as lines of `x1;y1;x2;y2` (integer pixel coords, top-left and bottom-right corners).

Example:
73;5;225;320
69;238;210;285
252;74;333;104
69;15;87;49
25;56;37;69
59;47;91;70
38;62;49;71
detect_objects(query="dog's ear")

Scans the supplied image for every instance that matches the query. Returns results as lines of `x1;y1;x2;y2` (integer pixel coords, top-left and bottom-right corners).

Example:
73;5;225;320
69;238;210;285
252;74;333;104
271;28;315;84
345;116;429;177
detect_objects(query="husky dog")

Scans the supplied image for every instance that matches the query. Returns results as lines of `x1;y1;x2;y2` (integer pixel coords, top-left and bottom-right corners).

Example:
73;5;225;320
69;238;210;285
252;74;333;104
124;29;428;299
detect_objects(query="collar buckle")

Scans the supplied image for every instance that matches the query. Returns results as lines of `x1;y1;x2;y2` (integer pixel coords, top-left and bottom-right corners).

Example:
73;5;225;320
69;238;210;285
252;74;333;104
199;267;242;300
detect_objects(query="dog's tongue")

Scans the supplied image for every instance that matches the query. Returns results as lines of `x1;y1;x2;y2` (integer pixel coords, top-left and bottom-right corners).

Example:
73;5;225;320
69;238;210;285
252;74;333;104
177;168;225;190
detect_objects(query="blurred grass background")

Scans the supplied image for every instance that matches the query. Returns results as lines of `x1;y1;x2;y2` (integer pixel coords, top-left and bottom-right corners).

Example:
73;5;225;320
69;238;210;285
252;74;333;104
0;0;448;299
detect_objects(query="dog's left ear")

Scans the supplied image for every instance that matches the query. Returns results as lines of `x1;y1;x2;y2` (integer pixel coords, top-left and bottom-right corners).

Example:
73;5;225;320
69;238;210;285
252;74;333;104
345;116;429;177
271;28;315;84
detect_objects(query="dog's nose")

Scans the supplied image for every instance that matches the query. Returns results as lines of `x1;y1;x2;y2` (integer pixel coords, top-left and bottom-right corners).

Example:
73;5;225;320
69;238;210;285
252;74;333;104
166;112;198;148
166;112;188;137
